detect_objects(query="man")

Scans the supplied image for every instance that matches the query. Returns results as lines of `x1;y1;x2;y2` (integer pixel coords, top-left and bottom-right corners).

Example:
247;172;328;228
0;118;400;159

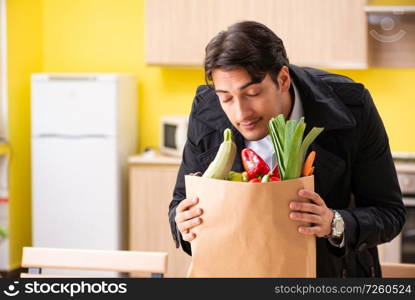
168;21;406;277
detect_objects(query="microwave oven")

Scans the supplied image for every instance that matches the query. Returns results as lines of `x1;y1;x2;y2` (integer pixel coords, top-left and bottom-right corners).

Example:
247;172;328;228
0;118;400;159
160;115;188;157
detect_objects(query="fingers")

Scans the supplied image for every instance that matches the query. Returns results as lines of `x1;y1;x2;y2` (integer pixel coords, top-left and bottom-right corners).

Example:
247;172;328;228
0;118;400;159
290;205;334;237
174;197;204;241
178;216;203;242
297;225;324;237
289;201;322;215
176;197;199;213
289;212;322;224
177;216;203;233
182;231;196;242
298;189;325;206
175;207;203;224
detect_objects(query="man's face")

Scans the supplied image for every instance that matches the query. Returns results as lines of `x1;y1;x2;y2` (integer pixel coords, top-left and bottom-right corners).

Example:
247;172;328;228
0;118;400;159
212;67;292;141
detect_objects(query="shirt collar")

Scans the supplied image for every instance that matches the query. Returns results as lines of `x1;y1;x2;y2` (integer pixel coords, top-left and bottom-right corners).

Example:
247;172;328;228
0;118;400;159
289;81;304;121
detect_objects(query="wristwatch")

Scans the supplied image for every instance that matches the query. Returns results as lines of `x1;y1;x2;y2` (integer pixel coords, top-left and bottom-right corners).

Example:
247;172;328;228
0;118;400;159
328;209;344;239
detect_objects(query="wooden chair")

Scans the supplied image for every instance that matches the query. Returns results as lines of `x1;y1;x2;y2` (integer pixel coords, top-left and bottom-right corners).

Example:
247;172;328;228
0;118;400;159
381;262;415;278
21;247;168;278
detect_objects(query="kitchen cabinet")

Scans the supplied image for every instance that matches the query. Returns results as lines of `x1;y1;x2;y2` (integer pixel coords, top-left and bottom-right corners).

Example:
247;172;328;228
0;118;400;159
128;155;191;277
366;5;415;67
146;0;368;68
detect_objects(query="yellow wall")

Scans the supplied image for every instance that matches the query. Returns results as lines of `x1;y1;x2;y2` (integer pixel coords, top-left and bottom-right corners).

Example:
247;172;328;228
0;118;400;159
331;68;415;151
7;0;42;268
6;0;415;269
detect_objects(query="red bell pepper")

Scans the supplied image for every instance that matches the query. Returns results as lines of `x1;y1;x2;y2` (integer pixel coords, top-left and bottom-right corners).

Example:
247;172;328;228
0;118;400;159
271;165;281;180
249;178;261;183
241;148;270;179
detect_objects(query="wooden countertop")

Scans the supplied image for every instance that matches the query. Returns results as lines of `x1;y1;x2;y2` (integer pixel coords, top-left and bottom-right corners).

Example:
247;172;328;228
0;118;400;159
392;152;415;161
395;163;415;174
128;151;181;165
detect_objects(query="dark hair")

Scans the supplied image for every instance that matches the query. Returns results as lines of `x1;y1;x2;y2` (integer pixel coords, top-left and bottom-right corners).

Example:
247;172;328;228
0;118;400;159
204;21;289;87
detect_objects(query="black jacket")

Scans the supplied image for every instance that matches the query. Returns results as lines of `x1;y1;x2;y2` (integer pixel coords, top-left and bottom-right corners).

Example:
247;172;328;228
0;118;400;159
168;64;406;277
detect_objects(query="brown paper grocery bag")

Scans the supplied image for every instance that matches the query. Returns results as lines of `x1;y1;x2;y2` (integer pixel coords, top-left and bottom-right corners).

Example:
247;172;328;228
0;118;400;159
185;175;316;278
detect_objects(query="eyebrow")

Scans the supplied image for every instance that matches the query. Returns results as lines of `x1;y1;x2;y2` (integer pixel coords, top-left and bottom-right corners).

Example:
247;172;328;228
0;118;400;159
214;80;256;93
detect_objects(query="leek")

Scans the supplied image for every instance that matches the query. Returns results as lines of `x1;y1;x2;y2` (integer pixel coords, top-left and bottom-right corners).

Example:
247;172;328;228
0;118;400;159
268;114;324;180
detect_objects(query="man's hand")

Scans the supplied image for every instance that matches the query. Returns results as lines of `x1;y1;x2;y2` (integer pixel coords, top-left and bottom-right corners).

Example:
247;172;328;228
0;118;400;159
289;189;334;237
175;197;204;242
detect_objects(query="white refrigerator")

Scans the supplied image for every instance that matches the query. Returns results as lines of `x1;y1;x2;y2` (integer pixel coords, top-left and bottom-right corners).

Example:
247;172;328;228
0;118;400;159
31;74;137;276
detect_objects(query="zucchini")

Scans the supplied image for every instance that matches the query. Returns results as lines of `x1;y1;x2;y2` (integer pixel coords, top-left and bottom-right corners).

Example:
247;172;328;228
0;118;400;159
203;128;237;179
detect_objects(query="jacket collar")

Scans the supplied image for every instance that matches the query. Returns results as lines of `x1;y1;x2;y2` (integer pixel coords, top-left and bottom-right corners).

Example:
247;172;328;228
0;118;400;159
288;64;357;133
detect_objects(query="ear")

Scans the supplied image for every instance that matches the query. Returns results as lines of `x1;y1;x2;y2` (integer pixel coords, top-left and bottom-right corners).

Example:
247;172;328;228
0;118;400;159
277;66;291;93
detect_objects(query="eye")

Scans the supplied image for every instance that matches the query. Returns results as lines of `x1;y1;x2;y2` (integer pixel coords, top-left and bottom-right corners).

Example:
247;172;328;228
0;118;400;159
246;91;260;97
221;97;233;103
245;88;261;97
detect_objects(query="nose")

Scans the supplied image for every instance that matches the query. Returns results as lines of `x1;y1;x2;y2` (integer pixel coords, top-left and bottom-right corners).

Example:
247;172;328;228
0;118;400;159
235;97;254;122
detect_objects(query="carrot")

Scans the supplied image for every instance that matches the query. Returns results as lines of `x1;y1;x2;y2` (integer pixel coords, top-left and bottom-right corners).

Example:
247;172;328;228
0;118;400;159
308;166;315;176
301;151;316;177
